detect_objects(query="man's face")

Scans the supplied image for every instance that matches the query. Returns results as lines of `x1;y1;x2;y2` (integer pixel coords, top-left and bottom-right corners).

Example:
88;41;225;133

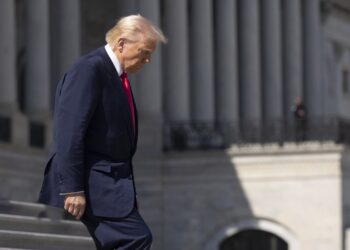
119;37;156;74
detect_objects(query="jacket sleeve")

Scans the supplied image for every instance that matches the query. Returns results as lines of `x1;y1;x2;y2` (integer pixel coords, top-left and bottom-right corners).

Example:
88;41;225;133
55;61;101;194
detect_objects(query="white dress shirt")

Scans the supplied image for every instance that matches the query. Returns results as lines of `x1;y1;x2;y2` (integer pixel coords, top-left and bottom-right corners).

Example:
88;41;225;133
105;44;123;77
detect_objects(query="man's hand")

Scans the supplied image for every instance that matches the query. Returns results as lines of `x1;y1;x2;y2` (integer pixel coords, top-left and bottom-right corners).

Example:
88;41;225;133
64;193;86;220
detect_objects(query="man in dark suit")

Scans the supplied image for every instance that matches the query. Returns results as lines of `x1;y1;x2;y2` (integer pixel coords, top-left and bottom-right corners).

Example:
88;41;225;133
38;15;167;249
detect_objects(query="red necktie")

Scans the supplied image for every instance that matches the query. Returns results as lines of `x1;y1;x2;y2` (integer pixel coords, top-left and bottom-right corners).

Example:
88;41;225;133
120;73;136;133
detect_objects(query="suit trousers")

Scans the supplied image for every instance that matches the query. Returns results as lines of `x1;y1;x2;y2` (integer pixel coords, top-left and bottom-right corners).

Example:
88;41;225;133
81;207;152;250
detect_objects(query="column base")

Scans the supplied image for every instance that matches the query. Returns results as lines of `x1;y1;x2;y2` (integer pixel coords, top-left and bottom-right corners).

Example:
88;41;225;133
0;111;29;148
137;118;163;155
28;117;52;150
11;112;29;147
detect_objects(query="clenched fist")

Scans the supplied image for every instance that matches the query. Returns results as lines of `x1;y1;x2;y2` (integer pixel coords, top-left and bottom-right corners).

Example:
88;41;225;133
64;193;86;220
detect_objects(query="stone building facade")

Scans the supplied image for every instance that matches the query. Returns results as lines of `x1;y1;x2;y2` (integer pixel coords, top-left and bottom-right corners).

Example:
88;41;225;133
0;0;350;250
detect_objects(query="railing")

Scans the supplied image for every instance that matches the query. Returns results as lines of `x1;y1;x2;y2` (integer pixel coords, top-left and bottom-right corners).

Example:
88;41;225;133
1;114;349;151
163;117;350;151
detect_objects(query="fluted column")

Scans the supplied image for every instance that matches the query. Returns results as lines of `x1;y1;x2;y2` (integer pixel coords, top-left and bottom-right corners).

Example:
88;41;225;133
261;0;283;141
189;0;215;123
0;0;28;146
282;0;303;132
57;0;81;82
135;0;163;154
49;0;81;148
115;0;137;16
238;0;261;141
162;0;195;149
163;0;190;123
303;0;323;118
51;0;81;107
25;0;51;148
0;0;17;114
215;0;239;142
25;0;50;119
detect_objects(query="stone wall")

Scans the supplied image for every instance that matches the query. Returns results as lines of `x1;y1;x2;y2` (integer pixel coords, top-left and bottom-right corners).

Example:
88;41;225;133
134;143;345;250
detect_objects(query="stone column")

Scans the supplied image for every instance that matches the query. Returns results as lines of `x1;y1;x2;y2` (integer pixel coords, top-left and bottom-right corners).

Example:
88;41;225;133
189;0;222;148
56;0;81;81
261;0;283;142
49;0;81;148
215;0;239;143
163;0;195;149
282;0;303;139
303;0;323;118
0;0;28;146
25;0;51;148
0;0;17;114
163;0;190;123
189;0;215;124
135;0;163;154
115;0;137;16
303;0;323;139
50;0;81;104
50;0;81;106
238;0;261;142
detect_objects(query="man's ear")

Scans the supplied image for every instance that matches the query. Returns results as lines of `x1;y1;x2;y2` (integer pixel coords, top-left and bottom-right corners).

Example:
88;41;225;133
117;38;125;53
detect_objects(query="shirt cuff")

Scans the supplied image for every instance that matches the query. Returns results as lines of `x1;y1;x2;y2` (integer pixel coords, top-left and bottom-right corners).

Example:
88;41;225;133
59;191;85;196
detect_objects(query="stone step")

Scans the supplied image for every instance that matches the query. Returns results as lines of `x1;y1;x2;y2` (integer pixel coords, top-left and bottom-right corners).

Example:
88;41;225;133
0;213;89;237
0;248;29;250
0;200;46;217
0;200;68;220
0;230;95;250
0;148;45;201
0;147;45;176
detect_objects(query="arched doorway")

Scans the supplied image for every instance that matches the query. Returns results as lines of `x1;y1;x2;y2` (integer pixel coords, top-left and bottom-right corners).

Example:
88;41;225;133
219;229;288;250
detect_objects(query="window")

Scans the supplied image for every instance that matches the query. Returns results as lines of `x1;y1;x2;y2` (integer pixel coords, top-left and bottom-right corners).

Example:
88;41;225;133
219;229;288;250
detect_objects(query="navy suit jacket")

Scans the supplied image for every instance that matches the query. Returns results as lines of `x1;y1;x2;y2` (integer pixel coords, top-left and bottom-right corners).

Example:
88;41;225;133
38;47;138;219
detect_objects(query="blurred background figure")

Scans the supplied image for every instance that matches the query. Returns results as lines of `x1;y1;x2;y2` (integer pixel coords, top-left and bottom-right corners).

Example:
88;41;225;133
291;96;307;142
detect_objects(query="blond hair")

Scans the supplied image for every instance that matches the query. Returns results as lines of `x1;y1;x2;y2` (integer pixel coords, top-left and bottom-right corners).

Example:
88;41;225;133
106;14;167;48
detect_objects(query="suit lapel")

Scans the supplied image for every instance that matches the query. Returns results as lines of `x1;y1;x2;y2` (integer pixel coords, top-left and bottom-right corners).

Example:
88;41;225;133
98;47;136;149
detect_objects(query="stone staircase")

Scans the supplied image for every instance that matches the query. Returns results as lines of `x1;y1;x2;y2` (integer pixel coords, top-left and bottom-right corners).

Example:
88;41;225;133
0;200;95;250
